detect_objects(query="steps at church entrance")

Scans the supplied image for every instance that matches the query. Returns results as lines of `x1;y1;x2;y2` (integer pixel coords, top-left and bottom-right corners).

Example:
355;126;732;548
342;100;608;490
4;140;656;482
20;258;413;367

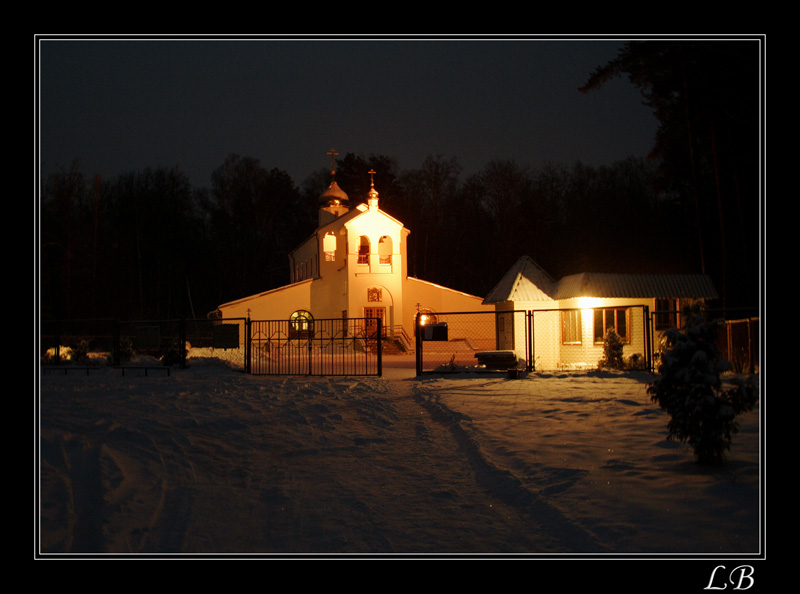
365;337;410;355
381;338;409;355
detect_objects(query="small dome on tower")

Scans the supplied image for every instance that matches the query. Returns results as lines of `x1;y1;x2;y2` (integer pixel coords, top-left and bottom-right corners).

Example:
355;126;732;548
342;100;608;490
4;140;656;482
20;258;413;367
367;169;379;208
319;148;350;208
319;179;350;207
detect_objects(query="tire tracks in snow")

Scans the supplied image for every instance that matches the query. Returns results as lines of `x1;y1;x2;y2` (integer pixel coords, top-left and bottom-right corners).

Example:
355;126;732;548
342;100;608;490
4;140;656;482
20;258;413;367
413;383;611;553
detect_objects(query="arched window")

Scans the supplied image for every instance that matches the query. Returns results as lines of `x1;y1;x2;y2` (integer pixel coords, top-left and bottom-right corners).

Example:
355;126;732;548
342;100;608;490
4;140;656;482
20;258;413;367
358;236;370;264
378;235;393;265
323;232;336;261
289;310;314;337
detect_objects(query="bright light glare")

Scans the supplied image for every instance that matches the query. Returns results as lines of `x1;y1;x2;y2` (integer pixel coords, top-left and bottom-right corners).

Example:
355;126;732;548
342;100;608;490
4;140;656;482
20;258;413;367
578;296;601;311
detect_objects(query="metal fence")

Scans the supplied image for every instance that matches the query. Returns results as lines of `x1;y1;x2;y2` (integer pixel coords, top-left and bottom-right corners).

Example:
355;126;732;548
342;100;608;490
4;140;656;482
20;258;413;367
415;306;760;375
247;317;381;376
718;317;759;374
40;308;758;378
39;316;381;376
414;310;529;374
414;306;655;374
649;311;760;375
40;317;248;371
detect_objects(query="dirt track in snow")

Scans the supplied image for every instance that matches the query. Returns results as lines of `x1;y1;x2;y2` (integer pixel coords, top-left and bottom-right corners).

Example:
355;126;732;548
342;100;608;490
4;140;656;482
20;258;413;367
38;363;761;556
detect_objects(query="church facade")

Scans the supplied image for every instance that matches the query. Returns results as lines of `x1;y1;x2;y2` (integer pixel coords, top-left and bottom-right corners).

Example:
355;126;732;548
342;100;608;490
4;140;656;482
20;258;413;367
213;163;490;347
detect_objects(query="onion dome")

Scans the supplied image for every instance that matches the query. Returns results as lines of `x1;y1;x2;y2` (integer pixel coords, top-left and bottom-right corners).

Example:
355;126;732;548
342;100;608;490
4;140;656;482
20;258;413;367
320;179;350;207
320;148;350;207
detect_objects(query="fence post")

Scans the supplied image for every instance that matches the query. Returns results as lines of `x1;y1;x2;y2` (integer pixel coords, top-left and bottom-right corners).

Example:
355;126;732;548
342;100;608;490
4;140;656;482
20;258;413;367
179;318;187;369
643;305;652;372
54;320;62;366
526;311;533;372
244;317;251;374
377;317;383;377
113;319;121;367
307;324;313;376
415;313;422;376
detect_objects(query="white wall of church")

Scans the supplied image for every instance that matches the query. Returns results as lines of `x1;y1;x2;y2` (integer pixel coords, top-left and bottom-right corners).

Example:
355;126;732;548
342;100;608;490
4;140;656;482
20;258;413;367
217;280;313;321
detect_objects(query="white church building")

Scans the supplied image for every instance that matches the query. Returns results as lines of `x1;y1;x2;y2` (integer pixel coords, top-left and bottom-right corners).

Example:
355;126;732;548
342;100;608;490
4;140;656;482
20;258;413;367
213;158;491;348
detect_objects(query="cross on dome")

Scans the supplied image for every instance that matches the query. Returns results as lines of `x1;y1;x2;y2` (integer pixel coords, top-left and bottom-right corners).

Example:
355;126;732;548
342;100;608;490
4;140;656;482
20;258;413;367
319;148;348;208
368;168;379;208
327;148;339;176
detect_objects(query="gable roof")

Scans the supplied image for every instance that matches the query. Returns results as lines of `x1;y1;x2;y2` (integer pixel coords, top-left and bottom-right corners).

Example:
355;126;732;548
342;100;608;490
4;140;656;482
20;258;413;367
553;272;718;300
483;256;557;304
483;256;718;304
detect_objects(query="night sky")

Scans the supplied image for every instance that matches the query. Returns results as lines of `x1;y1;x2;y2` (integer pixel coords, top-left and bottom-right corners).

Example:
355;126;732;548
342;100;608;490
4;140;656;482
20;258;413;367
37;35;660;188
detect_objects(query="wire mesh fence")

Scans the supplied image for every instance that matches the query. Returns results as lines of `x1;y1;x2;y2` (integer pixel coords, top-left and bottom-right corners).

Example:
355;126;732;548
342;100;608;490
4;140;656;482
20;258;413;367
649;310;760;375
414;306;760;376
717;317;759;374
414;310;527;373
39;307;758;378
415;306;653;374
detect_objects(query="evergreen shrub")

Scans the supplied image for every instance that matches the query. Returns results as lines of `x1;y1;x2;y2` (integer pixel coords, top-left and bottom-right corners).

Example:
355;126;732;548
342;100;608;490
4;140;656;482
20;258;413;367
599;328;625;370
647;304;758;464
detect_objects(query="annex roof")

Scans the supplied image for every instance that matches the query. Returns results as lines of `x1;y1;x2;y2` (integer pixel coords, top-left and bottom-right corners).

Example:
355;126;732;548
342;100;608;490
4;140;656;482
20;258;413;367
483;256;719;304
483;255;557;304
553;272;719;300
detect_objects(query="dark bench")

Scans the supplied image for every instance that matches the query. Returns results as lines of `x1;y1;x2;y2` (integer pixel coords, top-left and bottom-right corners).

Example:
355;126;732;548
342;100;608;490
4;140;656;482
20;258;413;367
114;366;171;376
474;350;519;370
43;365;170;376
42;366;100;375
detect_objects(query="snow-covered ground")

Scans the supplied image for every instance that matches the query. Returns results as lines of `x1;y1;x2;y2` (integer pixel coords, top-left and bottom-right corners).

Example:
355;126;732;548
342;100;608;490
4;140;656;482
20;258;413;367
37;351;762;558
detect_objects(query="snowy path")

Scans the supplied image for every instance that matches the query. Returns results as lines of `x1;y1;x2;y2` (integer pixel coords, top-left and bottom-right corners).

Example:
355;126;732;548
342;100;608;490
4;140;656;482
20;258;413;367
39;372;560;553
38;363;761;556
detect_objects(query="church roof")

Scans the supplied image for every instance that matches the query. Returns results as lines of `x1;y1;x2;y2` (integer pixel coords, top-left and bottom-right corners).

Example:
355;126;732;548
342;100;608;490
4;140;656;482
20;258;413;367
483;255;718;304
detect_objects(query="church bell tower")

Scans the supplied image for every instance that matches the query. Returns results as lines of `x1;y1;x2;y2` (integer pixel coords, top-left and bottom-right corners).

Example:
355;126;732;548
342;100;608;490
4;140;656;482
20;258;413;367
318;148;350;227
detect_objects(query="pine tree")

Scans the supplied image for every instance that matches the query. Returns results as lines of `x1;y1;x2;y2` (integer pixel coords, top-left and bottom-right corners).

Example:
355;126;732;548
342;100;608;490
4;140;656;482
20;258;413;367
599;328;625;370
647;304;758;464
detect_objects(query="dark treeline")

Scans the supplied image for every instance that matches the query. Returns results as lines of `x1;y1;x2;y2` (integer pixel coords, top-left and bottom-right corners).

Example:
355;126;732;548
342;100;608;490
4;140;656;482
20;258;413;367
580;39;762;311
39;40;761;321
40;153;707;321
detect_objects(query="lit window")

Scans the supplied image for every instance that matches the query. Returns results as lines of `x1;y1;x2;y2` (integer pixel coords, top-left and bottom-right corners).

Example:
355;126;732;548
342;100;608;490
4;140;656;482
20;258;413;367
358;236;370;264
561;309;582;344
379;235;392;265
594;308;629;343
323;232;336;262
289;310;314;337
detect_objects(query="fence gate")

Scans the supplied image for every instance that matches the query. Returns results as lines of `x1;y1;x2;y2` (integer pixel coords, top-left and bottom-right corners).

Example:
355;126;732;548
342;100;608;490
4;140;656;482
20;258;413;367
246;317;382;376
414;308;653;374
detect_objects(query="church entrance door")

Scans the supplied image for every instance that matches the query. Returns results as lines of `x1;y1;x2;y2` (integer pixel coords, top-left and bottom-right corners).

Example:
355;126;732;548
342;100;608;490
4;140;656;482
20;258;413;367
364;307;387;337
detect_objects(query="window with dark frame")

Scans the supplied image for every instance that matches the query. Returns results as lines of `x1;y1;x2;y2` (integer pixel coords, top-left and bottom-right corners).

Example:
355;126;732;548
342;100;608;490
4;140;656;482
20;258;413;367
593;308;630;343
654;298;679;331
